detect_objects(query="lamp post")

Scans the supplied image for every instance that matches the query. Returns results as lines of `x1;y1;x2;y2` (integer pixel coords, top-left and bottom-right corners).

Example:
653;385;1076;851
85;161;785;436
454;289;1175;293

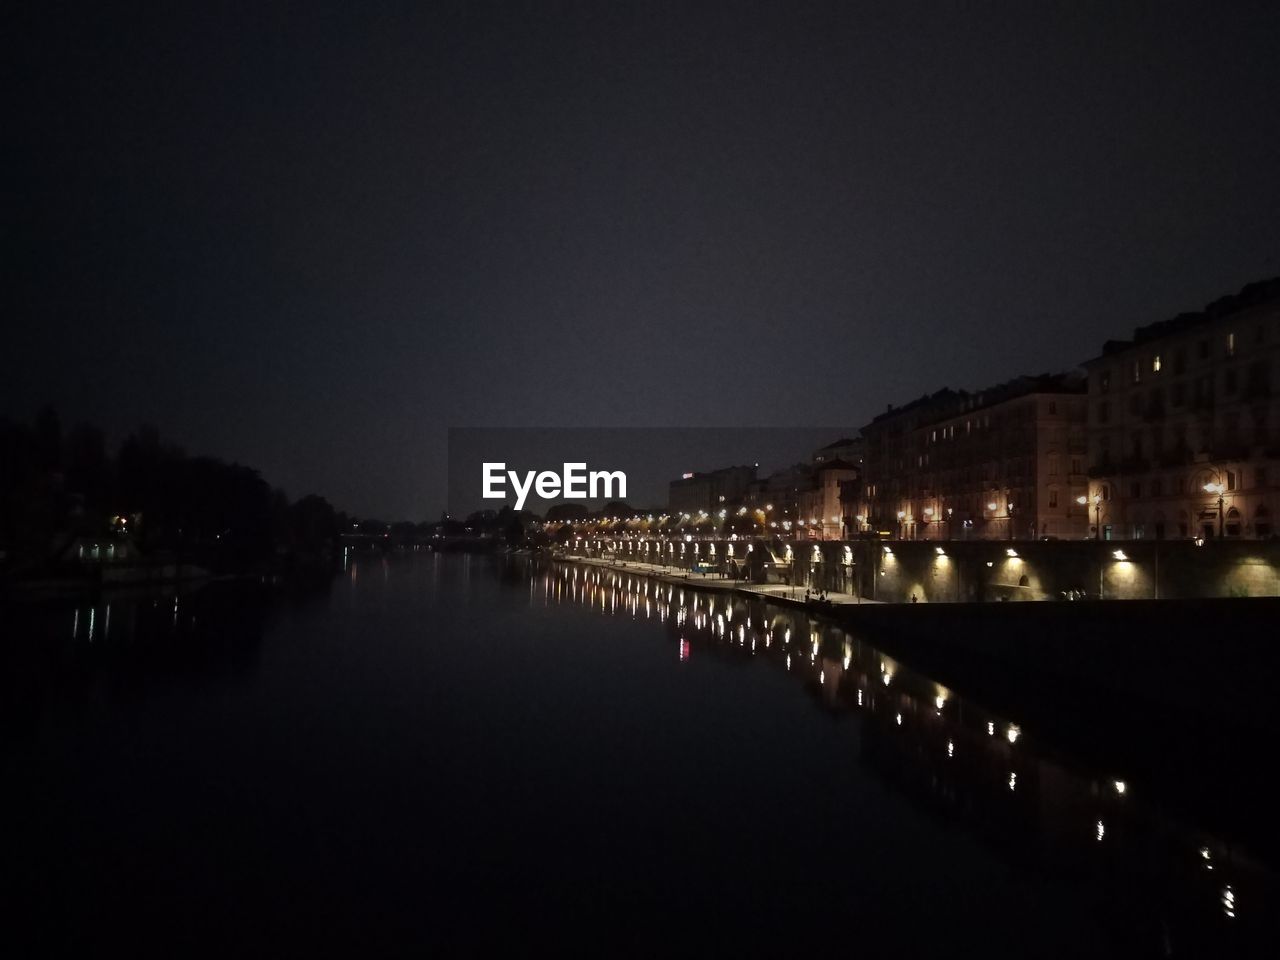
1203;481;1225;538
1078;493;1102;540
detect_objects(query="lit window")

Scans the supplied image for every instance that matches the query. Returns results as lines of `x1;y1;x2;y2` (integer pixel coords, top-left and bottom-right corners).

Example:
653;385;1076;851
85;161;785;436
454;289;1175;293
1152;355;1161;373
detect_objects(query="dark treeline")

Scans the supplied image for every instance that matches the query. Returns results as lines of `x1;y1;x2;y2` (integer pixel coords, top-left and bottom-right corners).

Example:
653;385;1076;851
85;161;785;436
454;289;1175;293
0;406;346;578
358;509;537;550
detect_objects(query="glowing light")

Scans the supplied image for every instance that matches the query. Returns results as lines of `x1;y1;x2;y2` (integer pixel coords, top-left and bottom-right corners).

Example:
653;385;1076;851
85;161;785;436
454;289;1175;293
1222;884;1235;918
1008;772;1017;791
1006;724;1021;744
946;740;954;757
895;713;902;726
987;721;995;736
1006;548;1018;558
1112;549;1128;561
1096;820;1105;842
1113;779;1126;795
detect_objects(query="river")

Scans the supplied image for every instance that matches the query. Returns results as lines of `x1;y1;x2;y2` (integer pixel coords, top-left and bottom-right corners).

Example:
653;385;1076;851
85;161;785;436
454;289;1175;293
4;552;1274;956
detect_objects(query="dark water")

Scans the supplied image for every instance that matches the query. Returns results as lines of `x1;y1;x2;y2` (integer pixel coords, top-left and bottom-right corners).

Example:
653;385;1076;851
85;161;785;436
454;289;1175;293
4;553;1275;956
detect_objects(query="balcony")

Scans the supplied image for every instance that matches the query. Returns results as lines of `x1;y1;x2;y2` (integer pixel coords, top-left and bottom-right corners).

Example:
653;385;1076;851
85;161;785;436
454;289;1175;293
1117;457;1151;474
1209;442;1250;462
1156;447;1194;468
1243;379;1272;402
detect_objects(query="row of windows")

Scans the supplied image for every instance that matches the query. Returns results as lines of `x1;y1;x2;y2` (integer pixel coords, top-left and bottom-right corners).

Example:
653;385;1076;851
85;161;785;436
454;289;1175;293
1095;323;1271;393
1094;412;1272;461
1104;467;1269;500
923;401;1086;443
1096;363;1272;422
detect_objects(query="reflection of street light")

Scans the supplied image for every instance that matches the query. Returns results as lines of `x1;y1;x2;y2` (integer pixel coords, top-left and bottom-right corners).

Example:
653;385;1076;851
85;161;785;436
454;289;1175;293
1203;482;1225;538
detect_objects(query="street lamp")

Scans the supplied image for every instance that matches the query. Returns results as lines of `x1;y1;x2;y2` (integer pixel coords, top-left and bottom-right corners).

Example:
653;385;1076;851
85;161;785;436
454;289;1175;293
1203;482;1225;538
1078;493;1102;540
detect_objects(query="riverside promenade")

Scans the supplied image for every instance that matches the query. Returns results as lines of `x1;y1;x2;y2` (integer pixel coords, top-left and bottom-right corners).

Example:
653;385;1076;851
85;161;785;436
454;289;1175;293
561;554;881;612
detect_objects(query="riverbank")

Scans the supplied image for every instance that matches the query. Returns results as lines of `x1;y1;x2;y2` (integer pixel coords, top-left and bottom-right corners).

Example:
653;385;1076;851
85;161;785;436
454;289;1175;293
557;551;1280;858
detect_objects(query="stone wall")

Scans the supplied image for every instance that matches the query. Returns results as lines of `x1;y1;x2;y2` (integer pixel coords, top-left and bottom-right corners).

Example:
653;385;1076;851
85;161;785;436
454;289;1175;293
577;536;1280;602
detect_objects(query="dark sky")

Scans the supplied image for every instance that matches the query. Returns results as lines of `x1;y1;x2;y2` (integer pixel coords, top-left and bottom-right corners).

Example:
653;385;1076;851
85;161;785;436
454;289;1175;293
10;1;1280;519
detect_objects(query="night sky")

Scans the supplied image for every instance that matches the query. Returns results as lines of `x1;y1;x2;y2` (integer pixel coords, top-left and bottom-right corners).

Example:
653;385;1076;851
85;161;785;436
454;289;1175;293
10;1;1280;519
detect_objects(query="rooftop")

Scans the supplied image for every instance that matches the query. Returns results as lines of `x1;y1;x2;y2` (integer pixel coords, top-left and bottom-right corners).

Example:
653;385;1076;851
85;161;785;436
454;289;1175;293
1099;275;1280;357
865;373;1084;431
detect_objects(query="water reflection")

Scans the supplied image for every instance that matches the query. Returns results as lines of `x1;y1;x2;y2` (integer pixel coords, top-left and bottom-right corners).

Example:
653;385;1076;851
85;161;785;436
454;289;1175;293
534;559;1277;958
1;582;273;753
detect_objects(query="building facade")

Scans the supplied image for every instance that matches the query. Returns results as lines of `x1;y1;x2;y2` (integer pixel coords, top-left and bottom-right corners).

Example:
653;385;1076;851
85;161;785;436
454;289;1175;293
812;437;865;468
857;375;1090;540
1082;278;1279;540
668;464;757;516
797;459;860;540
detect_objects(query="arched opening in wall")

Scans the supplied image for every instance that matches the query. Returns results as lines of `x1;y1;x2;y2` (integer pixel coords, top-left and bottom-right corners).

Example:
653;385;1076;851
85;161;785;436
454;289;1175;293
1018;574;1030;587
1152;510;1166;541
1130;511;1146;541
1256;505;1272;539
1226;507;1242;538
